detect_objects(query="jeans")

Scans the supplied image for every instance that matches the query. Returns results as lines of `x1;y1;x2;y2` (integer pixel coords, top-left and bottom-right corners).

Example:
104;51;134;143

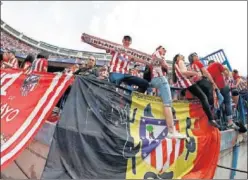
150;76;172;106
220;86;232;119
239;89;248;101
109;73;149;93
188;84;214;121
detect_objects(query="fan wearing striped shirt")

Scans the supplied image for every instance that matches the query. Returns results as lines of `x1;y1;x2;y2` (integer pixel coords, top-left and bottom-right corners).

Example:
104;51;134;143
31;52;48;72
20;54;35;74
133;46;187;139
223;67;240;107
150;47;187;139
232;69;248;102
107;35;149;93
172;54;219;128
1;50;19;69
232;70;247;91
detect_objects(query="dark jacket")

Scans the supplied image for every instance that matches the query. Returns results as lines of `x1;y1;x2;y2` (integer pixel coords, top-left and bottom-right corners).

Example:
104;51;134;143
73;67;99;77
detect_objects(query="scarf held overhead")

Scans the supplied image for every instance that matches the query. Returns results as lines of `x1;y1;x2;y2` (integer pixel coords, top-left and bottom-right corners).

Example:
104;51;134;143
81;33;164;63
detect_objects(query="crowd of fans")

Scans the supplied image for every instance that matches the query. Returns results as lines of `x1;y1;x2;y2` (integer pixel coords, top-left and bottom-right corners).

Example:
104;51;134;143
1;33;247;138
0;30;76;59
1;31;40;56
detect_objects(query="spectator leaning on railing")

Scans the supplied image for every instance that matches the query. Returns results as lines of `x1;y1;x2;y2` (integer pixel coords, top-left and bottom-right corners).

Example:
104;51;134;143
207;60;239;130
172;54;219;128
232;69;248;102
223;67;239;106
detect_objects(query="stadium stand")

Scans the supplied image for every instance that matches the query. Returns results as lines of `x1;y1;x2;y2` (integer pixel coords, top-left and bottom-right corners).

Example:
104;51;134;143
0;19;111;69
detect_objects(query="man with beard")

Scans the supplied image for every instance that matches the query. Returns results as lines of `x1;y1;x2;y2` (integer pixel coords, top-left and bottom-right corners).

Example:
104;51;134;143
73;56;99;77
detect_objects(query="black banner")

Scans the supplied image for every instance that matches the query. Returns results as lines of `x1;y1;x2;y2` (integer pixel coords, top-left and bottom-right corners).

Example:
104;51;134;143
42;76;136;179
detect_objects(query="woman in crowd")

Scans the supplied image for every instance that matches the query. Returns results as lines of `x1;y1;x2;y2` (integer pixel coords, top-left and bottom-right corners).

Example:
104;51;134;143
172;54;219;127
232;69;248;101
133;46;186;139
20;54;34;73
149;46;187;139
223;67;239;106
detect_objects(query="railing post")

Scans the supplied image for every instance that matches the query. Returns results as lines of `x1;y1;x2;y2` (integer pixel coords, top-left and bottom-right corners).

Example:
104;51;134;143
238;96;246;125
230;144;240;179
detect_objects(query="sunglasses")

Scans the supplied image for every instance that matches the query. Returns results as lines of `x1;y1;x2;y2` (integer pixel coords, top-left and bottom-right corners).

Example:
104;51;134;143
123;39;131;42
191;53;198;57
156;46;166;52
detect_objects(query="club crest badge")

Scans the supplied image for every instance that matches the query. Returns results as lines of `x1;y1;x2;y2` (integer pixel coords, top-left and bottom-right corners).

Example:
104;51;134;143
20;74;40;96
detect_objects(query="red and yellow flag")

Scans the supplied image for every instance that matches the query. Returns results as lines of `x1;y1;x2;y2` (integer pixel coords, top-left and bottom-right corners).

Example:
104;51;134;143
127;92;220;179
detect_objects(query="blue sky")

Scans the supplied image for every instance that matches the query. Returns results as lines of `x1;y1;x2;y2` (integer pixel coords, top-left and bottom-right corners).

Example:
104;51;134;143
1;1;247;75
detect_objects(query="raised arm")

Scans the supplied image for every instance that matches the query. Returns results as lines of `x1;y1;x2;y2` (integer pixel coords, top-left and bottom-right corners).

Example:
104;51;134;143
2;61;13;68
130;57;150;66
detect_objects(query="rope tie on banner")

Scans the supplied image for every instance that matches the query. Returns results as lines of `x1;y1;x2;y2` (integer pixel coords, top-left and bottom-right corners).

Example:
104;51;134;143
217;164;248;174
216;141;247;174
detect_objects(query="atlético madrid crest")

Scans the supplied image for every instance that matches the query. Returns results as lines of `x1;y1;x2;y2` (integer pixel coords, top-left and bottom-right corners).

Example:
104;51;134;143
140;104;184;172
20;74;40;96
135;103;196;179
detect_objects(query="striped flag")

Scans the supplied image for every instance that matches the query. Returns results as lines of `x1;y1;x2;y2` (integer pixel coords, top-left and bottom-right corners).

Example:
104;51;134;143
0;69;74;170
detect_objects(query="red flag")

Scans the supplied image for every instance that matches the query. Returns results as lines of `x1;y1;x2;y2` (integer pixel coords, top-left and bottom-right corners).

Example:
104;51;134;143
0;69;74;170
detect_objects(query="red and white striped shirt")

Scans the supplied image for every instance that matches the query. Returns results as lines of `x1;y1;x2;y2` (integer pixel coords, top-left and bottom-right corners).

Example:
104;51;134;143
189;60;204;76
23;61;32;74
109;50;130;74
150;50;167;78
23;61;32;70
131;69;139;77
31;58;48;72
233;74;247;91
236;79;247;91
3;57;19;69
174;60;192;88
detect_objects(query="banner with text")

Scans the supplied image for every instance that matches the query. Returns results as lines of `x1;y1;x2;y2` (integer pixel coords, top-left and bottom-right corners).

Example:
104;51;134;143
0;69;73;170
